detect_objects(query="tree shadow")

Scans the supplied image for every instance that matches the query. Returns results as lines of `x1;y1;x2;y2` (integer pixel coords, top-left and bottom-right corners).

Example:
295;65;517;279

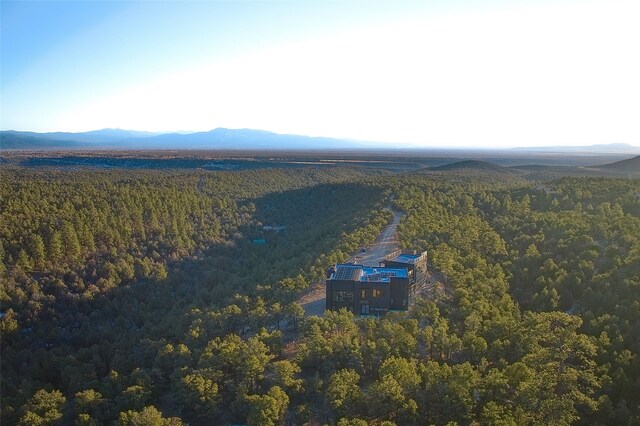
1;182;385;420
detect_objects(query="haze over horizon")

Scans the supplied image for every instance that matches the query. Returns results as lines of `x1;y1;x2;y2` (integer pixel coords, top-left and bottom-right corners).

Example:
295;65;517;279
2;0;639;148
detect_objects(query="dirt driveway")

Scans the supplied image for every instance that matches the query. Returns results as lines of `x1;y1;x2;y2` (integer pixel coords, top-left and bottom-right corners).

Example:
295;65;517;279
299;209;404;316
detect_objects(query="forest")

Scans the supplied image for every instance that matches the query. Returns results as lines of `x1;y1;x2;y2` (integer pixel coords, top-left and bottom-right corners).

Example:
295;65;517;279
1;165;639;425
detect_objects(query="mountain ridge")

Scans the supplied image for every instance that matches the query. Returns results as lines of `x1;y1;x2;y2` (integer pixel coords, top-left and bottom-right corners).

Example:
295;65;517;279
0;128;360;150
512;143;640;154
2;128;640;153
430;159;517;173
589;155;640;172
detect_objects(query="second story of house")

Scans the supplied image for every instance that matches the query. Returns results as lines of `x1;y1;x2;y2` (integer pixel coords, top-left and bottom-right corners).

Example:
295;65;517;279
382;250;428;283
326;263;410;314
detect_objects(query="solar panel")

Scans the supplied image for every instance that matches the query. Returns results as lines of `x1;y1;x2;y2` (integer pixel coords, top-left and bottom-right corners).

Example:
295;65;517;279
334;264;363;281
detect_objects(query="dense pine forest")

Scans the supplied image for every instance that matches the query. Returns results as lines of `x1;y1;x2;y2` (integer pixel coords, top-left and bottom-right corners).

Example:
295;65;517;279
1;165;640;425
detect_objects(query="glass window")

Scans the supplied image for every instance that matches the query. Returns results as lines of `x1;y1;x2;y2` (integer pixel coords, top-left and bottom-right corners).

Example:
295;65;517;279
334;291;353;302
361;288;367;299
373;289;383;298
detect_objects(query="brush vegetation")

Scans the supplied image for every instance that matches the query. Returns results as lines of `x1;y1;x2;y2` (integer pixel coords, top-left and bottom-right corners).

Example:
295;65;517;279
1;165;640;425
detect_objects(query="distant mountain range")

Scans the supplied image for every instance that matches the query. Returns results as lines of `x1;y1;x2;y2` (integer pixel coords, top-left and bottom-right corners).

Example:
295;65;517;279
0;132;84;149
513;143;640;154
2;128;639;153
0;128;360;150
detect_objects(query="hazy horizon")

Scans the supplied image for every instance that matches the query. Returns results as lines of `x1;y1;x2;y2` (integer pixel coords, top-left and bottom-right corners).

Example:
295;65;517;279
2;0;639;148
3;127;640;152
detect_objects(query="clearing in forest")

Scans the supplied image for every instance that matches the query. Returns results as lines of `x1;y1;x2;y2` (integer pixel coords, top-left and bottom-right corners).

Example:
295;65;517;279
299;209;404;316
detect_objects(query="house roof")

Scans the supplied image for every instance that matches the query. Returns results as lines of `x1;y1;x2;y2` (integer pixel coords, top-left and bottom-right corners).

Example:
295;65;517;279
388;251;427;265
331;264;407;283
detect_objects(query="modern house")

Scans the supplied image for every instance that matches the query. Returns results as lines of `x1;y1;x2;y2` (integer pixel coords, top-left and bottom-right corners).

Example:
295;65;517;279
381;250;428;285
326;264;411;315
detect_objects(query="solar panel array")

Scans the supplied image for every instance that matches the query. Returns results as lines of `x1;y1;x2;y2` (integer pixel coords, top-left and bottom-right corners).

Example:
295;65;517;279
334;265;363;281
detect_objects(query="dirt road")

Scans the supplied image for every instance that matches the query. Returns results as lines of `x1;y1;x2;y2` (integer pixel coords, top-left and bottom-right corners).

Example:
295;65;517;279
349;210;404;266
299;209;404;316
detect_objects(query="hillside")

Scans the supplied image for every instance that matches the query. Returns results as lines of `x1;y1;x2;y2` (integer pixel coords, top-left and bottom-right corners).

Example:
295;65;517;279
511;157;640;179
0;131;83;149
591;155;640;173
431;159;516;173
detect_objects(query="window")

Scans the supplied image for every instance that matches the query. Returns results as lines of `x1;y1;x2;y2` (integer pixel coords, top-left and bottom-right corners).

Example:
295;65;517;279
373;289;383;298
360;288;368;299
361;304;370;315
334;291;353;302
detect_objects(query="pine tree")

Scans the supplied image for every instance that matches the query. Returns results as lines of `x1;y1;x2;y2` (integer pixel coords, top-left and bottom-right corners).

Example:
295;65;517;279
29;234;46;269
62;223;81;261
47;231;63;264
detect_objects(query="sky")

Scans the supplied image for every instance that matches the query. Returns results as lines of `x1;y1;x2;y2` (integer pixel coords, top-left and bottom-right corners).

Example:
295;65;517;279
1;0;639;148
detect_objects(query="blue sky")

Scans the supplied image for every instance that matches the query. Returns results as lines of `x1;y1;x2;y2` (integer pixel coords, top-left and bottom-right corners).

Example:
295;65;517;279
2;0;639;147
